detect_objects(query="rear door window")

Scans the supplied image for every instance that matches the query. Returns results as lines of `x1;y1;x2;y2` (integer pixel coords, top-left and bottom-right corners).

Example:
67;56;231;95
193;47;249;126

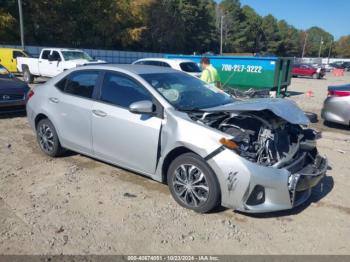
100;72;152;108
180;62;201;72
56;71;99;99
143;61;158;66
142;61;171;67
159;62;171;67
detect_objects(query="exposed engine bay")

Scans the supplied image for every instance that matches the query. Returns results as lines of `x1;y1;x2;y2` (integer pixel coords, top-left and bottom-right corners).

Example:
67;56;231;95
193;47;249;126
189;110;319;167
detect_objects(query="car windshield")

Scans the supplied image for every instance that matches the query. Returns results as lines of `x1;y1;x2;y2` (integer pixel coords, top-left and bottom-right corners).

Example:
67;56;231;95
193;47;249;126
179;62;202;73
0;65;10;79
62;51;93;61
140;72;234;111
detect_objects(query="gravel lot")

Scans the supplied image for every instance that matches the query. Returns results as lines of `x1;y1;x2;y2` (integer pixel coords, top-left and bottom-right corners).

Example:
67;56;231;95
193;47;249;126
0;73;349;255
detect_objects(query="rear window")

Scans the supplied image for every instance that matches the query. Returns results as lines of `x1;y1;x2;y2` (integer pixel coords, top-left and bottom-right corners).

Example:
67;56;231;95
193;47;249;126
0;65;10;78
179;62;201;73
142;61;171;67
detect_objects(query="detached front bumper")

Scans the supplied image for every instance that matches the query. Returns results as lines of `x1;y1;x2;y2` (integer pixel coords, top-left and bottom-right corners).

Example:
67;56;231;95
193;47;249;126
208;148;327;213
286;152;327;207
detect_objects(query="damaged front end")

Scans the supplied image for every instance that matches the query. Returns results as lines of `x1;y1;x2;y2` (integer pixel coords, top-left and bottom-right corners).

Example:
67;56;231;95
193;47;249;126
188;103;327;212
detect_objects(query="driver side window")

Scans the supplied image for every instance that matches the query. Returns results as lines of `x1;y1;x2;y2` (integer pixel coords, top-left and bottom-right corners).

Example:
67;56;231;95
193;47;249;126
100;72;152;108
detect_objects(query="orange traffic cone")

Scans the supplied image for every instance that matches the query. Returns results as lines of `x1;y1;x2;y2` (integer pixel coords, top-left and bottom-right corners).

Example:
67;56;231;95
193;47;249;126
306;90;314;97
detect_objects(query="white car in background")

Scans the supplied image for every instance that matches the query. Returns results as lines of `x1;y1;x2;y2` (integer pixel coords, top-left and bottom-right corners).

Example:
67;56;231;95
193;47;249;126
322;64;335;72
133;58;202;78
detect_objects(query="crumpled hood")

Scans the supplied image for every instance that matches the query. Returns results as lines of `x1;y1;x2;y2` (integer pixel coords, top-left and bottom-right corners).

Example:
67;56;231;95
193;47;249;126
205;98;309;125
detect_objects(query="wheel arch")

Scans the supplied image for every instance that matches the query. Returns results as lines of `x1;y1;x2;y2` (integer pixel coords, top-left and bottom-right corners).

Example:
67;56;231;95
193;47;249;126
21;64;30;73
161;146;197;184
34;113;49;129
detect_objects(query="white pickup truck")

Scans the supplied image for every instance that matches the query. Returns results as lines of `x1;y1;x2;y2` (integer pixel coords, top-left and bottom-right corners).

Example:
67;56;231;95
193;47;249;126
17;48;105;83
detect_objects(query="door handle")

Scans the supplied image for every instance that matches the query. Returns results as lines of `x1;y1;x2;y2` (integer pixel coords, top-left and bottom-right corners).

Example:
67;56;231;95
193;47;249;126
92;110;107;117
49;97;59;103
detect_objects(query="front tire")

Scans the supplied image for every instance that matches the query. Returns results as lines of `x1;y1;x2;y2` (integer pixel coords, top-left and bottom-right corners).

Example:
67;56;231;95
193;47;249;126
167;153;220;213
36;118;64;157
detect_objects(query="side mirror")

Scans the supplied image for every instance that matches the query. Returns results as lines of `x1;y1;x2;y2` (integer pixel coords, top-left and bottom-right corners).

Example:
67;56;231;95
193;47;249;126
129;100;155;114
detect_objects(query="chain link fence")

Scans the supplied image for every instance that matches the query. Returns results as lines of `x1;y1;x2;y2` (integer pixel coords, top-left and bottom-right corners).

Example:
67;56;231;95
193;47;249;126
0;45;164;64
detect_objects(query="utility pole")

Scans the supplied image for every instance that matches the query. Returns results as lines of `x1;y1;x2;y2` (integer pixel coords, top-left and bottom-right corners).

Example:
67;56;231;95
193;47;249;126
327;40;333;64
318;37;324;58
18;0;25;49
302;33;307;58
220;15;224;55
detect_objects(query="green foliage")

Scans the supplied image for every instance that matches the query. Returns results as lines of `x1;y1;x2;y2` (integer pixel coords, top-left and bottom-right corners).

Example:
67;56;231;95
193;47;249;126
240;5;264;54
277;20;300;57
0;0;347;57
141;0;217;53
304;26;334;57
335;35;350;58
218;0;246;53
260;15;282;55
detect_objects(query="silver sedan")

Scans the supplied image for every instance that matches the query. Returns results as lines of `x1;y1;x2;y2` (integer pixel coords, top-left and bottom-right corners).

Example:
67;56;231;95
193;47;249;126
321;84;350;126
26;65;327;213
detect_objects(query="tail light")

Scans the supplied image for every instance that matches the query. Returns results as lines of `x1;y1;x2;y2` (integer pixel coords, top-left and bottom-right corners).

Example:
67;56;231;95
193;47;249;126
328;90;350;97
27;89;34;100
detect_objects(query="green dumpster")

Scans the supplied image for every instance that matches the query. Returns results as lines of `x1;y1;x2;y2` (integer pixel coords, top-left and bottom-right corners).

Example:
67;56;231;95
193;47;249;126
165;55;293;96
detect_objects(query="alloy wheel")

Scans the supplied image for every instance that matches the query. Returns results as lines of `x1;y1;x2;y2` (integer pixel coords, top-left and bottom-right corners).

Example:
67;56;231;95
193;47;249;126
38;124;55;153
172;164;209;207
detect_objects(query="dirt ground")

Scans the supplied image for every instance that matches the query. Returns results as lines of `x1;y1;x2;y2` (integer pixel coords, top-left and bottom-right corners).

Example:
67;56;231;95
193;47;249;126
0;72;350;255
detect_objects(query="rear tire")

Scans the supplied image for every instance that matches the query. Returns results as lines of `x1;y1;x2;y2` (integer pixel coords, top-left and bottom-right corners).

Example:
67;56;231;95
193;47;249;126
36;118;65;157
167;153;220;213
23;67;34;84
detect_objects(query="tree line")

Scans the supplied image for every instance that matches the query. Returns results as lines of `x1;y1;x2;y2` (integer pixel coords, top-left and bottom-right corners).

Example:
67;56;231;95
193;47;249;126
0;0;349;57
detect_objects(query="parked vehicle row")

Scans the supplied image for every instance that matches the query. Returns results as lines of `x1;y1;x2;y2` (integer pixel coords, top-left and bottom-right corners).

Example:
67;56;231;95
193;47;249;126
0;48;30;73
16;48;106;83
330;61;350;71
0;64;30;114
292;63;326;79
26;64;327;213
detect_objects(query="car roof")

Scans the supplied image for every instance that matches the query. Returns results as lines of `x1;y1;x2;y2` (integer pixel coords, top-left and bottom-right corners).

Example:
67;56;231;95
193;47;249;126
80;64;179;75
42;48;84;52
135;58;196;63
0;48;24;51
